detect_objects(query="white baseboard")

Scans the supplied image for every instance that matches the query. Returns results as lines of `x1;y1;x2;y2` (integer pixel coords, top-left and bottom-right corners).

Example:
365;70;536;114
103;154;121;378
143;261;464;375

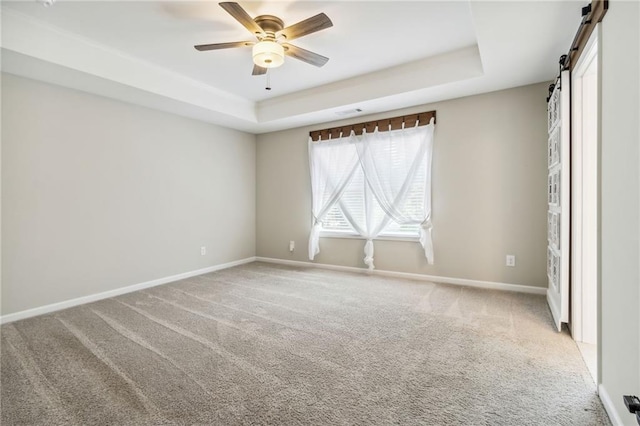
255;257;547;295
598;384;625;426
1;256;546;324
0;257;257;325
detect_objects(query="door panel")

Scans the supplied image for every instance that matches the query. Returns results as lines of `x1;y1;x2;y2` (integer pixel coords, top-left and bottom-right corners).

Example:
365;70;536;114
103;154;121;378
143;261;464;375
546;71;570;332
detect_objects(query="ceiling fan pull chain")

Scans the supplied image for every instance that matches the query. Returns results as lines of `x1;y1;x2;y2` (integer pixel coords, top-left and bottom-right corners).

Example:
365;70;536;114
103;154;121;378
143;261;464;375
266;69;272;91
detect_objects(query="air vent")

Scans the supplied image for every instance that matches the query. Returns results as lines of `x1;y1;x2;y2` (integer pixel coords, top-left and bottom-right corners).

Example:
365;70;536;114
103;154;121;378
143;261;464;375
335;108;363;116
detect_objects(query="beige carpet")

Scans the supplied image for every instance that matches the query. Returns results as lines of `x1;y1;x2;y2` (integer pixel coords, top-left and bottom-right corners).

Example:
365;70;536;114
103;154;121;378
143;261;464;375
1;262;610;425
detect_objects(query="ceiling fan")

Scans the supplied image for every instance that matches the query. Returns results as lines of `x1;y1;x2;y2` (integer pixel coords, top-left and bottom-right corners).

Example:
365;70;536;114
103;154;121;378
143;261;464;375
194;2;333;76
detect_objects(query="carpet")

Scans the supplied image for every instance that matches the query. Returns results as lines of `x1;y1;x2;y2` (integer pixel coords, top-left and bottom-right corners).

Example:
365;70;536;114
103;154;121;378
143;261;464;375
1;262;610;425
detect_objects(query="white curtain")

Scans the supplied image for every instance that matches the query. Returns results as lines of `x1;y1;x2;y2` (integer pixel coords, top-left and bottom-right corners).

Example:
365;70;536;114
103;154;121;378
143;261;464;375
352;119;434;268
308;136;360;260
308;118;435;269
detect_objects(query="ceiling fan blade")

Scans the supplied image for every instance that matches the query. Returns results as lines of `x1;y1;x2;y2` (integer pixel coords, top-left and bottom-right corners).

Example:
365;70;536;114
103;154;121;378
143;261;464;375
219;2;264;36
194;41;254;51
252;64;268;76
277;13;333;41
283;43;329;67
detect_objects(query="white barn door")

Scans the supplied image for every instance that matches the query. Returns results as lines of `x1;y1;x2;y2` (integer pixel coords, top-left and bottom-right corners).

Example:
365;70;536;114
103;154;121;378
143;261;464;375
546;71;570;332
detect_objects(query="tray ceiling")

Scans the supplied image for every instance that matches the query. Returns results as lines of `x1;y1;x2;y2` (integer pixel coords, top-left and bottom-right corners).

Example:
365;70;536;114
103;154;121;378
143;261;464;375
0;1;583;133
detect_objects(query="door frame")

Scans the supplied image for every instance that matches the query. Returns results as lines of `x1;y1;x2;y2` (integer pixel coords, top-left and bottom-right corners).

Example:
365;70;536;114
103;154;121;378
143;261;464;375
570;25;600;358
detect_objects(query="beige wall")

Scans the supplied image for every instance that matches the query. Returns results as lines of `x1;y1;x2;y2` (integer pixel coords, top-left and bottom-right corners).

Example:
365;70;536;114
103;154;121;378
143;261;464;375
1;73;256;315
600;0;640;422
256;83;549;288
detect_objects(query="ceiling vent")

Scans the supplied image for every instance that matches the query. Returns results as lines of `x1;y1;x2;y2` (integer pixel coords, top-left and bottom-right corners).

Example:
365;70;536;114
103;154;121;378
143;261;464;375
335;108;363;117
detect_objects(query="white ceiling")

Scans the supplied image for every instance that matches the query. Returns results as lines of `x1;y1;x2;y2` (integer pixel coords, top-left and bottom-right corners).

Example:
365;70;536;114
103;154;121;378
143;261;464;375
0;1;584;133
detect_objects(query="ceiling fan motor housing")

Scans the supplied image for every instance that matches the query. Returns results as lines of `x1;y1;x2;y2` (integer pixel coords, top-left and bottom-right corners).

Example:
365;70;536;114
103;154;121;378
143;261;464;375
254;15;285;35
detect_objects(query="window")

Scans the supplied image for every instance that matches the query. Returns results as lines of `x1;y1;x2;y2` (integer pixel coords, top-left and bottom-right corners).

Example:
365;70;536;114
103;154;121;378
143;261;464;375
308;117;435;267
321;157;427;238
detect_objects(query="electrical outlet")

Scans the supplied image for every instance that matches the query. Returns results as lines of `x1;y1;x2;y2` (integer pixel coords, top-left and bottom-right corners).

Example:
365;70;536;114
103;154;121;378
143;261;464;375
289;241;295;252
506;255;516;267
201;246;206;256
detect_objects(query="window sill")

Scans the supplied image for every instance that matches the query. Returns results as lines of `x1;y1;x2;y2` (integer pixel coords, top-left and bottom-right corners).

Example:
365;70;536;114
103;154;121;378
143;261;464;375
319;232;420;242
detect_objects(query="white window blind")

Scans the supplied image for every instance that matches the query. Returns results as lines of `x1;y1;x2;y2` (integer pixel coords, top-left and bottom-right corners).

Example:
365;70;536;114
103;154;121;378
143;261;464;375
321;130;427;238
323;167;364;233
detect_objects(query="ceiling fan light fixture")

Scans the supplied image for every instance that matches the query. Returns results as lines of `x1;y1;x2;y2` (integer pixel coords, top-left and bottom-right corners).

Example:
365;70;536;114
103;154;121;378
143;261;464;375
252;41;284;68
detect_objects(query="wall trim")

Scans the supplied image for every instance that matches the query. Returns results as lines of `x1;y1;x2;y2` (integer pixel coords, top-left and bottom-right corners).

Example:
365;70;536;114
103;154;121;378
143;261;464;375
255;257;547;295
0;256;257;325
598;384;624;426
